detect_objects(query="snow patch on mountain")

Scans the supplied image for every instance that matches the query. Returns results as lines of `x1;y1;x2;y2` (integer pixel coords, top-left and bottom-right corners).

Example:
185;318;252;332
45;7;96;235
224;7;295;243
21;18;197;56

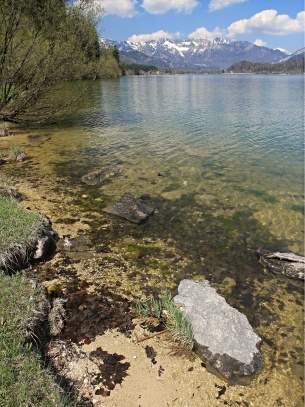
275;48;292;55
101;38;288;70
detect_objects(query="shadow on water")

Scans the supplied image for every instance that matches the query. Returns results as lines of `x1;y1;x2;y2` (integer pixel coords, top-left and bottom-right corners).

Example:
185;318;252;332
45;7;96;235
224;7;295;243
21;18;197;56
66;177;303;320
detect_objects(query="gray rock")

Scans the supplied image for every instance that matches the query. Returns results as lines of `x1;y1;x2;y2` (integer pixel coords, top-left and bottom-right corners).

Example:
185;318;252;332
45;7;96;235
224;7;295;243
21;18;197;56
49;298;66;336
258;248;304;280
56;235;94;259
173;279;262;384
33;215;58;260
0;127;9;137
81;167;119;186
103;193;154;223
27;134;51;146
16;152;27;162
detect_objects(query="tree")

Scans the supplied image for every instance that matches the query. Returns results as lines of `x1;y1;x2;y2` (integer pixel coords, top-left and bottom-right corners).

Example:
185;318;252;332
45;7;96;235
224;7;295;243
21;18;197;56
112;45;120;64
0;0;106;124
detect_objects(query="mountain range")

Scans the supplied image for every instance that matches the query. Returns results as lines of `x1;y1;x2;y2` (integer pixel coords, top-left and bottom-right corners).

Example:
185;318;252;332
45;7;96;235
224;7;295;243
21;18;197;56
278;47;305;63
101;38;294;70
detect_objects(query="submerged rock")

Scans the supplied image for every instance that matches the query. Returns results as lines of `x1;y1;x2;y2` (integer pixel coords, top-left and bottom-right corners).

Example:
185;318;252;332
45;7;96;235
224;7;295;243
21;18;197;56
27;134;51;146
56;235;94;260
103;194;154;223
81;167;119;186
173;279;262;384
258;248;304;280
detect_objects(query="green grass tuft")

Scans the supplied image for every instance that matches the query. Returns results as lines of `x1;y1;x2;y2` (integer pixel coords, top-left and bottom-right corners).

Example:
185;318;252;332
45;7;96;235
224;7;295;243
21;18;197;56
8;145;25;160
0;272;78;406
0;194;43;253
136;289;194;350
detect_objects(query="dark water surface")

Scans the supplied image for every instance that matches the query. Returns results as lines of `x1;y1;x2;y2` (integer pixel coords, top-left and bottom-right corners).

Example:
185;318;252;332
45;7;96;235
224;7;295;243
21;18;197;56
2;74;304;404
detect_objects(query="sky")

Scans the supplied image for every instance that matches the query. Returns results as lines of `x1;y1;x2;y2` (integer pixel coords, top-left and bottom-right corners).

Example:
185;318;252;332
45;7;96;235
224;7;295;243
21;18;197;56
94;0;305;53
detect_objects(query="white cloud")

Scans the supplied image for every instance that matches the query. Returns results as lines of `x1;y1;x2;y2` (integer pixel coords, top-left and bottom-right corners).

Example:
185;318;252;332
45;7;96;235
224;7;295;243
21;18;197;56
209;0;246;12
142;0;199;15
128;30;181;42
96;0;138;17
188;26;225;40
188;10;305;42
227;10;305;37
253;39;267;47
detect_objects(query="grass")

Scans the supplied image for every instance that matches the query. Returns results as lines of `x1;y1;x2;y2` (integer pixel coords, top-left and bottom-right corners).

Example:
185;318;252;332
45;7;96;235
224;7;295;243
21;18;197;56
0;271;77;406
0;195;43;252
0;185;83;405
0;122;9;136
9;145;25;161
0;194;44;271
136;289;194;350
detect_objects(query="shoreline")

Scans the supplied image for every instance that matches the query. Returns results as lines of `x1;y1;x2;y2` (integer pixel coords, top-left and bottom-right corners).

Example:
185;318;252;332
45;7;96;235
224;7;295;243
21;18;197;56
0;129;304;406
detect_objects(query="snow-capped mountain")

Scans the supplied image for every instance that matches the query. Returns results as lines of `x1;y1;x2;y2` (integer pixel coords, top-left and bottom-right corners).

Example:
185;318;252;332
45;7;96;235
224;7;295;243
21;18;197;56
278;47;305;63
101;38;287;70
275;48;291;56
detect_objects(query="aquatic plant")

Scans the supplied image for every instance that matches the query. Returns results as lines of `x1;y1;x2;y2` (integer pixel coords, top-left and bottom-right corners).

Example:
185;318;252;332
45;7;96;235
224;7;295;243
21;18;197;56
136;289;194;350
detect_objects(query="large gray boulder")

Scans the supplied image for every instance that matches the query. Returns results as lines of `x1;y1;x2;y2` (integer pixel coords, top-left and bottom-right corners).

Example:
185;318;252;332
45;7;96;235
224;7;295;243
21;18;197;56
173;279;262;384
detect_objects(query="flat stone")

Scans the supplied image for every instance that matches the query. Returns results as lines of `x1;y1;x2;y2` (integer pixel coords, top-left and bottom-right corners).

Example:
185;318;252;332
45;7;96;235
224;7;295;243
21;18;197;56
103;194;154;223
173;279;262;384
258;248;304;280
81;167;119;186
27;134;51;145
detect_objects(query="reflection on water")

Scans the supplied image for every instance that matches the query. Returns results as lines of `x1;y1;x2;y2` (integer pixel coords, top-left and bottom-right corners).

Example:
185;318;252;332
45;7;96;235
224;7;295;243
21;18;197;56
1;74;304;404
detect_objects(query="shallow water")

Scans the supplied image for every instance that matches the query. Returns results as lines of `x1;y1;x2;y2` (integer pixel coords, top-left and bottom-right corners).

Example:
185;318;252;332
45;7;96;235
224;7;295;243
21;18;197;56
1;74;304;405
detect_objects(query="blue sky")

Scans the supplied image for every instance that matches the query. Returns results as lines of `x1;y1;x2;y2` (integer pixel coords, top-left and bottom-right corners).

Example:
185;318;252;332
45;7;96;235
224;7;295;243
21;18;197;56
95;0;304;53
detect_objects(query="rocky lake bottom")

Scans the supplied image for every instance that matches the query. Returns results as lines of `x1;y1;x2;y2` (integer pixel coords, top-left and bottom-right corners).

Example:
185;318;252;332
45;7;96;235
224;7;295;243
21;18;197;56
0;129;304;406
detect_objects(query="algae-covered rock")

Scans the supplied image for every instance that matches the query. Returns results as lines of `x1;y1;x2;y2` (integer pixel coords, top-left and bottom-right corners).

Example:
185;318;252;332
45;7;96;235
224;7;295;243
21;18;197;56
103;194;154;224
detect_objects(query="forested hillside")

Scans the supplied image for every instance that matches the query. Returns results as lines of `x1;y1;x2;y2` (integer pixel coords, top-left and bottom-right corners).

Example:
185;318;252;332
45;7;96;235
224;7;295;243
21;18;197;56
227;58;304;74
0;0;121;124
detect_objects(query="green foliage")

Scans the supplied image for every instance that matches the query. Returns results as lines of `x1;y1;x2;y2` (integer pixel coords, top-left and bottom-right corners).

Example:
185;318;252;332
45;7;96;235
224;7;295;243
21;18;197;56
96;47;122;79
0;271;77;406
0;0;120;124
227;58;304;74
120;62;159;75
112;45;120;64
0;193;42;254
136;293;164;320
0;121;9;136
136;290;194;350
161;291;194;351
8;145;25;160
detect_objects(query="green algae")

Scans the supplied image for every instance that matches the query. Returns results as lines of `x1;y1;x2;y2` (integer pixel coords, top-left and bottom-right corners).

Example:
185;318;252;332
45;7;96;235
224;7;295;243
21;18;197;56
291;204;304;214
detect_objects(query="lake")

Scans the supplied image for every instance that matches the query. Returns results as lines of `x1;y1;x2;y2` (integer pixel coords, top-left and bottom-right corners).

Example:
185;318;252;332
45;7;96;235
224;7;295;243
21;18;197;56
2;74;304;404
46;74;304;257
